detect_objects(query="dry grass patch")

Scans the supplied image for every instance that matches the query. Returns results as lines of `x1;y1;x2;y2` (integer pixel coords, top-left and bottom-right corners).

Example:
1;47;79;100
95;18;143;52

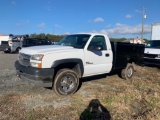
0;65;160;120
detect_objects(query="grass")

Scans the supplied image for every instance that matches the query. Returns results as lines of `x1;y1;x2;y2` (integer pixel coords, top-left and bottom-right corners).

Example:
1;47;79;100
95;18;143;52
0;65;160;120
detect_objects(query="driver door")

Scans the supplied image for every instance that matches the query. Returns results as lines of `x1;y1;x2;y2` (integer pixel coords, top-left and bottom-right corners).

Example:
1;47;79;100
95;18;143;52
83;35;112;76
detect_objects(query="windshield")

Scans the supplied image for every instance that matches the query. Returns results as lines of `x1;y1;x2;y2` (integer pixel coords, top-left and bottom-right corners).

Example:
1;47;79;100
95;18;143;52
56;34;91;48
145;40;160;48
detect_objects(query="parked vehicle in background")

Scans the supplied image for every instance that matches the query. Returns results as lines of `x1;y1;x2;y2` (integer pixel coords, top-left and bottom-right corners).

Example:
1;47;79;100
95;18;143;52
22;38;52;47
15;33;144;96
2;34;28;53
144;40;160;66
3;34;52;53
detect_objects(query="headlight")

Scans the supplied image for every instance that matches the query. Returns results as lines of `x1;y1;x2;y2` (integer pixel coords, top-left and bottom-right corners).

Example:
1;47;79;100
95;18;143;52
30;54;44;61
30;54;44;68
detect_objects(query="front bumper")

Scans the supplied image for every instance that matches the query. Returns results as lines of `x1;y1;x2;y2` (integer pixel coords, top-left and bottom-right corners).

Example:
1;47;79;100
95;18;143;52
143;58;160;66
15;60;54;87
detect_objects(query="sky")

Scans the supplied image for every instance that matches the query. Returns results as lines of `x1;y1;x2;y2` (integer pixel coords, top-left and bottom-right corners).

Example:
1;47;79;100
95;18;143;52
0;0;160;39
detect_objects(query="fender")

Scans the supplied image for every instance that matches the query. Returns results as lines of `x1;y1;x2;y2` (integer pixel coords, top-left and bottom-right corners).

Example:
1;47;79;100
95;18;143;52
51;58;84;76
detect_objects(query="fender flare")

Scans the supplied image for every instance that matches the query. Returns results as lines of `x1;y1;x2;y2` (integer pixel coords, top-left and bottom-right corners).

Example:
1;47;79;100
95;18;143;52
51;58;84;76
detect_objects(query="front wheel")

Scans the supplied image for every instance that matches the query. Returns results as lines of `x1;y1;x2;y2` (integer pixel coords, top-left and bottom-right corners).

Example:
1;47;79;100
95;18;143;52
121;63;134;80
53;69;79;96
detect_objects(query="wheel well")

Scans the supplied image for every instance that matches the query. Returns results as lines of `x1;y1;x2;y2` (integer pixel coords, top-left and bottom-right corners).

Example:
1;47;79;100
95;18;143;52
54;62;82;80
125;59;136;71
128;59;135;64
17;47;21;50
16;47;21;51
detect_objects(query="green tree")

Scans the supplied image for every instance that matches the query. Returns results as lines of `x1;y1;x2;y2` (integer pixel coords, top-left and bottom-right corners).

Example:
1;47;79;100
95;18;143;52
29;33;66;42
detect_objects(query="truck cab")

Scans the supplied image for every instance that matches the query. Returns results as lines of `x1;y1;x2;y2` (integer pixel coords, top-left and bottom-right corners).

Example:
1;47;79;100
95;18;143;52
54;34;113;76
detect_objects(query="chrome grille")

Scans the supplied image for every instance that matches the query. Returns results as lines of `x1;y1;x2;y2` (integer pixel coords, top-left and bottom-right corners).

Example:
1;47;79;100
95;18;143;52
19;53;31;66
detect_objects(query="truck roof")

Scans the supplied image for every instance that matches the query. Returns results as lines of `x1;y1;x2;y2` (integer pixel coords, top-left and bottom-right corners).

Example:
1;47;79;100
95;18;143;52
71;33;108;36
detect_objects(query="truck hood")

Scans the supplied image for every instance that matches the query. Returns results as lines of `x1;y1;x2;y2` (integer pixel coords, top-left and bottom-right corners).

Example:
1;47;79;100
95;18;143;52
145;48;160;54
20;45;77;55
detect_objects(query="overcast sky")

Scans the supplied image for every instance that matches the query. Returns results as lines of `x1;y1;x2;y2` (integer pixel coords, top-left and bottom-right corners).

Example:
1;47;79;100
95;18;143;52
0;0;160;39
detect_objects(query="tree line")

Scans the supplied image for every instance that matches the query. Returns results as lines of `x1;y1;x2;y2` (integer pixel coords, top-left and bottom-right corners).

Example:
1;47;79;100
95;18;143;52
29;33;148;43
30;33;66;42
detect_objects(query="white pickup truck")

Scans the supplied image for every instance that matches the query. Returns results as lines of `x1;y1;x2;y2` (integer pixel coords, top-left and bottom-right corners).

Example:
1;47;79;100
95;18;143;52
15;33;144;96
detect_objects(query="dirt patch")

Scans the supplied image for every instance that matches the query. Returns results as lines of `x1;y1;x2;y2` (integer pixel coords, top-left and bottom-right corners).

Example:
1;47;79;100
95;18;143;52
0;52;160;120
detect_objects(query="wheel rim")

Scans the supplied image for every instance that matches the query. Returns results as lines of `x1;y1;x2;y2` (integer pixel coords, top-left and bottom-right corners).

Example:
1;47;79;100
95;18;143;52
60;74;76;93
127;67;133;78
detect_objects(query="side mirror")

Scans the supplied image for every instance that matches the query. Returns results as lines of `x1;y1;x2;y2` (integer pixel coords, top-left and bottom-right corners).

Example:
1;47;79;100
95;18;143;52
93;45;103;51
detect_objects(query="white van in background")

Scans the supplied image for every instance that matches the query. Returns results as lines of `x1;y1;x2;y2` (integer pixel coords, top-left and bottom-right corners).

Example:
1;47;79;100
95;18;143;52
144;40;160;66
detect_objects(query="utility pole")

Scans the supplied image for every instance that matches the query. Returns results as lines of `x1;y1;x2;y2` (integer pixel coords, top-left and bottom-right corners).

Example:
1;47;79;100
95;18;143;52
141;7;146;42
53;26;54;34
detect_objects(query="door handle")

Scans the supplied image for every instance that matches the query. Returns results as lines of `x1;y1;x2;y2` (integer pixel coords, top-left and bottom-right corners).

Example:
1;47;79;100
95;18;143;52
105;53;109;57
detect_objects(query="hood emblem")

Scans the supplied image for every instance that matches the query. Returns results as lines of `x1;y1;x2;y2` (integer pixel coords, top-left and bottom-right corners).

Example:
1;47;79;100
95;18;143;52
86;61;93;64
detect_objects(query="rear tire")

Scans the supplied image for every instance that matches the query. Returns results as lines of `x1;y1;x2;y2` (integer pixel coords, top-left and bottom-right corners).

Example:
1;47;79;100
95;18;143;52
53;69;79;96
121;63;134;80
16;47;21;53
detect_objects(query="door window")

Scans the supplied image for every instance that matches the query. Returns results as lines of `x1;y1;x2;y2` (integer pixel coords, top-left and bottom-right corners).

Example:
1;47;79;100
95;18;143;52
88;36;107;50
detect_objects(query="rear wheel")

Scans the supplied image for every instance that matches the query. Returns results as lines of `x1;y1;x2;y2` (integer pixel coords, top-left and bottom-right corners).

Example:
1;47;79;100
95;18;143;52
53;69;79;96
16;47;21;53
121;63;134;80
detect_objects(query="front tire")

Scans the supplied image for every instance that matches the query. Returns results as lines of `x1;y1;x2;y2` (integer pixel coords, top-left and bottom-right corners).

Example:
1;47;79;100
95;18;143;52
53;69;79;96
121;63;134;80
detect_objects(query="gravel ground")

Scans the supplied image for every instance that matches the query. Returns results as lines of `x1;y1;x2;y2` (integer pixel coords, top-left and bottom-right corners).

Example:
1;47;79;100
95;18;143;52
0;52;61;119
0;51;18;70
0;51;160;120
